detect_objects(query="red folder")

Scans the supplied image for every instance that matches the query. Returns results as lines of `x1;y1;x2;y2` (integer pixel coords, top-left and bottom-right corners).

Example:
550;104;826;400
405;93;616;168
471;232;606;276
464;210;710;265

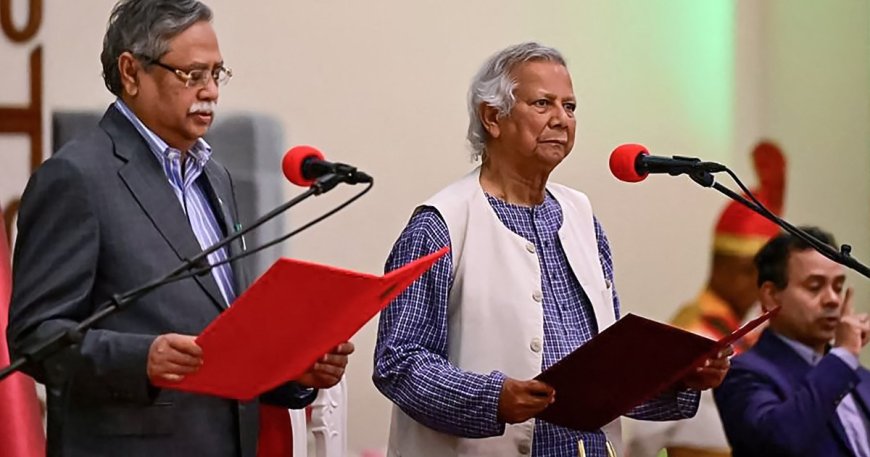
534;307;777;431
155;247;450;399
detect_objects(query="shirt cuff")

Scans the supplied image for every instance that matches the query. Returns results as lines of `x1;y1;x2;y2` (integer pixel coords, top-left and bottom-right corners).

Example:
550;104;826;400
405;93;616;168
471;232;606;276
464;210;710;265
485;371;509;432
830;347;860;370
675;388;701;418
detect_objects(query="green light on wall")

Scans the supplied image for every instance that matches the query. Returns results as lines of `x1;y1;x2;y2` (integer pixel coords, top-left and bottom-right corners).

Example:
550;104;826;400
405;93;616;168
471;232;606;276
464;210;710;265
667;0;735;151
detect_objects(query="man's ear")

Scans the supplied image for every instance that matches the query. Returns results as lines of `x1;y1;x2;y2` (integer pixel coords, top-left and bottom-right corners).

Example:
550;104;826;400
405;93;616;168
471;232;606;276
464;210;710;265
479;103;501;140
118;51;141;97
758;281;781;312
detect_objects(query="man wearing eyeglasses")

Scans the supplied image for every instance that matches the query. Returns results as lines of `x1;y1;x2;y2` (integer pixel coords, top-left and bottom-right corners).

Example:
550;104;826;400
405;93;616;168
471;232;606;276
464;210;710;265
6;1;353;456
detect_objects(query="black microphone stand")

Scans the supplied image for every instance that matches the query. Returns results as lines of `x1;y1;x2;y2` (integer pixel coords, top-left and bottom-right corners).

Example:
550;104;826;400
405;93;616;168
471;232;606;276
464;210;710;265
0;172;365;381
685;167;870;279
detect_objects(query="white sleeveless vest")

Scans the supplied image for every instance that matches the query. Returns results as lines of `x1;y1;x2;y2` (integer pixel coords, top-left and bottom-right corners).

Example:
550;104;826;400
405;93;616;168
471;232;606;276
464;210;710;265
387;170;623;457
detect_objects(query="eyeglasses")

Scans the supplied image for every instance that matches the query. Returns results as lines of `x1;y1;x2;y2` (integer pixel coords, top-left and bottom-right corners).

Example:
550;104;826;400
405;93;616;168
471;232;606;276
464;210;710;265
141;56;233;88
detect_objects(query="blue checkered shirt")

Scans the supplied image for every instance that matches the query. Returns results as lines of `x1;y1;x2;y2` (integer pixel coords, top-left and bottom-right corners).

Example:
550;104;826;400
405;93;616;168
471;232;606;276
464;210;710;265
374;191;699;457
115;100;236;306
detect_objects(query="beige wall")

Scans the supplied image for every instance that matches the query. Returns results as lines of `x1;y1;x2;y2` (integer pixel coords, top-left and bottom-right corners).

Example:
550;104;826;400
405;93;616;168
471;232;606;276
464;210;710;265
760;0;870;318
1;0;868;453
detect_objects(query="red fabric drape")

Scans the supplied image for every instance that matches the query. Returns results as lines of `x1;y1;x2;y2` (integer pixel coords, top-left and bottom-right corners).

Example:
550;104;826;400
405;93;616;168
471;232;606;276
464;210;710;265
257;404;293;457
0;205;46;457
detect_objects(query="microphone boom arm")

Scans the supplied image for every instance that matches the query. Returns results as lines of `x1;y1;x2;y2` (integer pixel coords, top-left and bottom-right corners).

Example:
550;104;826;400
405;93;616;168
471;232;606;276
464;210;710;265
687;168;870;279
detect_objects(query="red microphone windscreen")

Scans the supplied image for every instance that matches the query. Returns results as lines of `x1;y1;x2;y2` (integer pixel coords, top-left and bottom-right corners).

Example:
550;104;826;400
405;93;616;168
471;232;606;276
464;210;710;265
609;144;649;183
282;145;325;187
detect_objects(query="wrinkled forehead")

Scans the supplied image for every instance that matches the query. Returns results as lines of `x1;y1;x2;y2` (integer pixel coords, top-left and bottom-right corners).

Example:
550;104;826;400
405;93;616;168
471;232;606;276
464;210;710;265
511;61;575;94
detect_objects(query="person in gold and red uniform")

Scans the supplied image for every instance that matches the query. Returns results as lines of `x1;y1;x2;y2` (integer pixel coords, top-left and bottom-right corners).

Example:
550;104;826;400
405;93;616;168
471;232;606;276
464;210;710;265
627;141;787;457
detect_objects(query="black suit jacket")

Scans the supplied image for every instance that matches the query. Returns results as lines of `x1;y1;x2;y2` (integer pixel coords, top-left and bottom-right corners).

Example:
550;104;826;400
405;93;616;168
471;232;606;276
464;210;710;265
7;105;313;457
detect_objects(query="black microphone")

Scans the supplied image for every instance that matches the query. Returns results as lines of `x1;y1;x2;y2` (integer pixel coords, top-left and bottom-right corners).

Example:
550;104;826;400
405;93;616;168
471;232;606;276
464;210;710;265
282;146;373;186
609;143;727;183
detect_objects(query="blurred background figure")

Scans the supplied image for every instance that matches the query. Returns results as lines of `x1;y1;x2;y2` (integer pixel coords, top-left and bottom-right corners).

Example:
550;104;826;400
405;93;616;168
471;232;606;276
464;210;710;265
627;142;787;457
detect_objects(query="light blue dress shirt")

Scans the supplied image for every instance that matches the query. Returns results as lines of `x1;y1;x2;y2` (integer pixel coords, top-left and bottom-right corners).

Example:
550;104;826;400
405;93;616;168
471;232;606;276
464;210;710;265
114;99;236;306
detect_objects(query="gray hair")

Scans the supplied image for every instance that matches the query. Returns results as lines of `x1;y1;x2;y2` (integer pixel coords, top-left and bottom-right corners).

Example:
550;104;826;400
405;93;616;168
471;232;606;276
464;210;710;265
466;42;567;161
101;0;213;96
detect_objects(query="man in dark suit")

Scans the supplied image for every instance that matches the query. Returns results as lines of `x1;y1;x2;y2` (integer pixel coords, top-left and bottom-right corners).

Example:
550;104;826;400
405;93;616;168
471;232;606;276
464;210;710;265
714;227;870;457
6;1;353;456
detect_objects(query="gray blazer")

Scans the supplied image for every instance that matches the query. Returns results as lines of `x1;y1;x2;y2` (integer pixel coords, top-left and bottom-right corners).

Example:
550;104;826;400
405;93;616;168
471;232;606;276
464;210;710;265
7;105;312;457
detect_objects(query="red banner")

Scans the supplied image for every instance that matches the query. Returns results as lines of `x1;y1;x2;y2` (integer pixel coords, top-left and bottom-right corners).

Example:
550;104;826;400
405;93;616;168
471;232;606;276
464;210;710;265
0;205;45;457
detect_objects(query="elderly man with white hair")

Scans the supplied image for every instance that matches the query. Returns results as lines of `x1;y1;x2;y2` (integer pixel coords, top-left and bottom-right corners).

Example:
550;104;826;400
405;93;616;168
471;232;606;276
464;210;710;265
373;42;731;457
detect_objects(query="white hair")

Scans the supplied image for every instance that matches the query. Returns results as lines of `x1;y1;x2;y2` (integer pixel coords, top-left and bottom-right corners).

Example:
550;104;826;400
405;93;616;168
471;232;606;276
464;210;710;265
466;42;567;161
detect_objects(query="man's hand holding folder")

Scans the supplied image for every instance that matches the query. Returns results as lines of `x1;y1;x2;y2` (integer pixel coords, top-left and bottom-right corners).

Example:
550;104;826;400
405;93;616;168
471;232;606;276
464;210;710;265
147;336;354;389
152;247;449;399
295;342;355;389
679;345;733;391
532;307;776;431
494;346;733;426
497;379;556;424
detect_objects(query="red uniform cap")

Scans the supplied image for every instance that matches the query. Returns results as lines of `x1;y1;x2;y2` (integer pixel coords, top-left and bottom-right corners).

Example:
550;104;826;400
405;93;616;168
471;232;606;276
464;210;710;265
713;141;787;257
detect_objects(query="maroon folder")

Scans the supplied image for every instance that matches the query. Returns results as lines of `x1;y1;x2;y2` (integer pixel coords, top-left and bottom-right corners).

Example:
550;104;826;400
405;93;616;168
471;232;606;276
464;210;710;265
534;307;777;431
154;247;449;399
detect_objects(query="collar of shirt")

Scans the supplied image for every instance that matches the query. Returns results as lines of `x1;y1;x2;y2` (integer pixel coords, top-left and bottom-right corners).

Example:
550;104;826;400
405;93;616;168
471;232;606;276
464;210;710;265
483;191;561;224
773;331;824;365
114;99;213;181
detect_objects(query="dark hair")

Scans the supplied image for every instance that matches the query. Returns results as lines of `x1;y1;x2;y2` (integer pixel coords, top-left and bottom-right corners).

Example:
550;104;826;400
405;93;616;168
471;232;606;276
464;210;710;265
754;226;837;289
101;0;212;96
